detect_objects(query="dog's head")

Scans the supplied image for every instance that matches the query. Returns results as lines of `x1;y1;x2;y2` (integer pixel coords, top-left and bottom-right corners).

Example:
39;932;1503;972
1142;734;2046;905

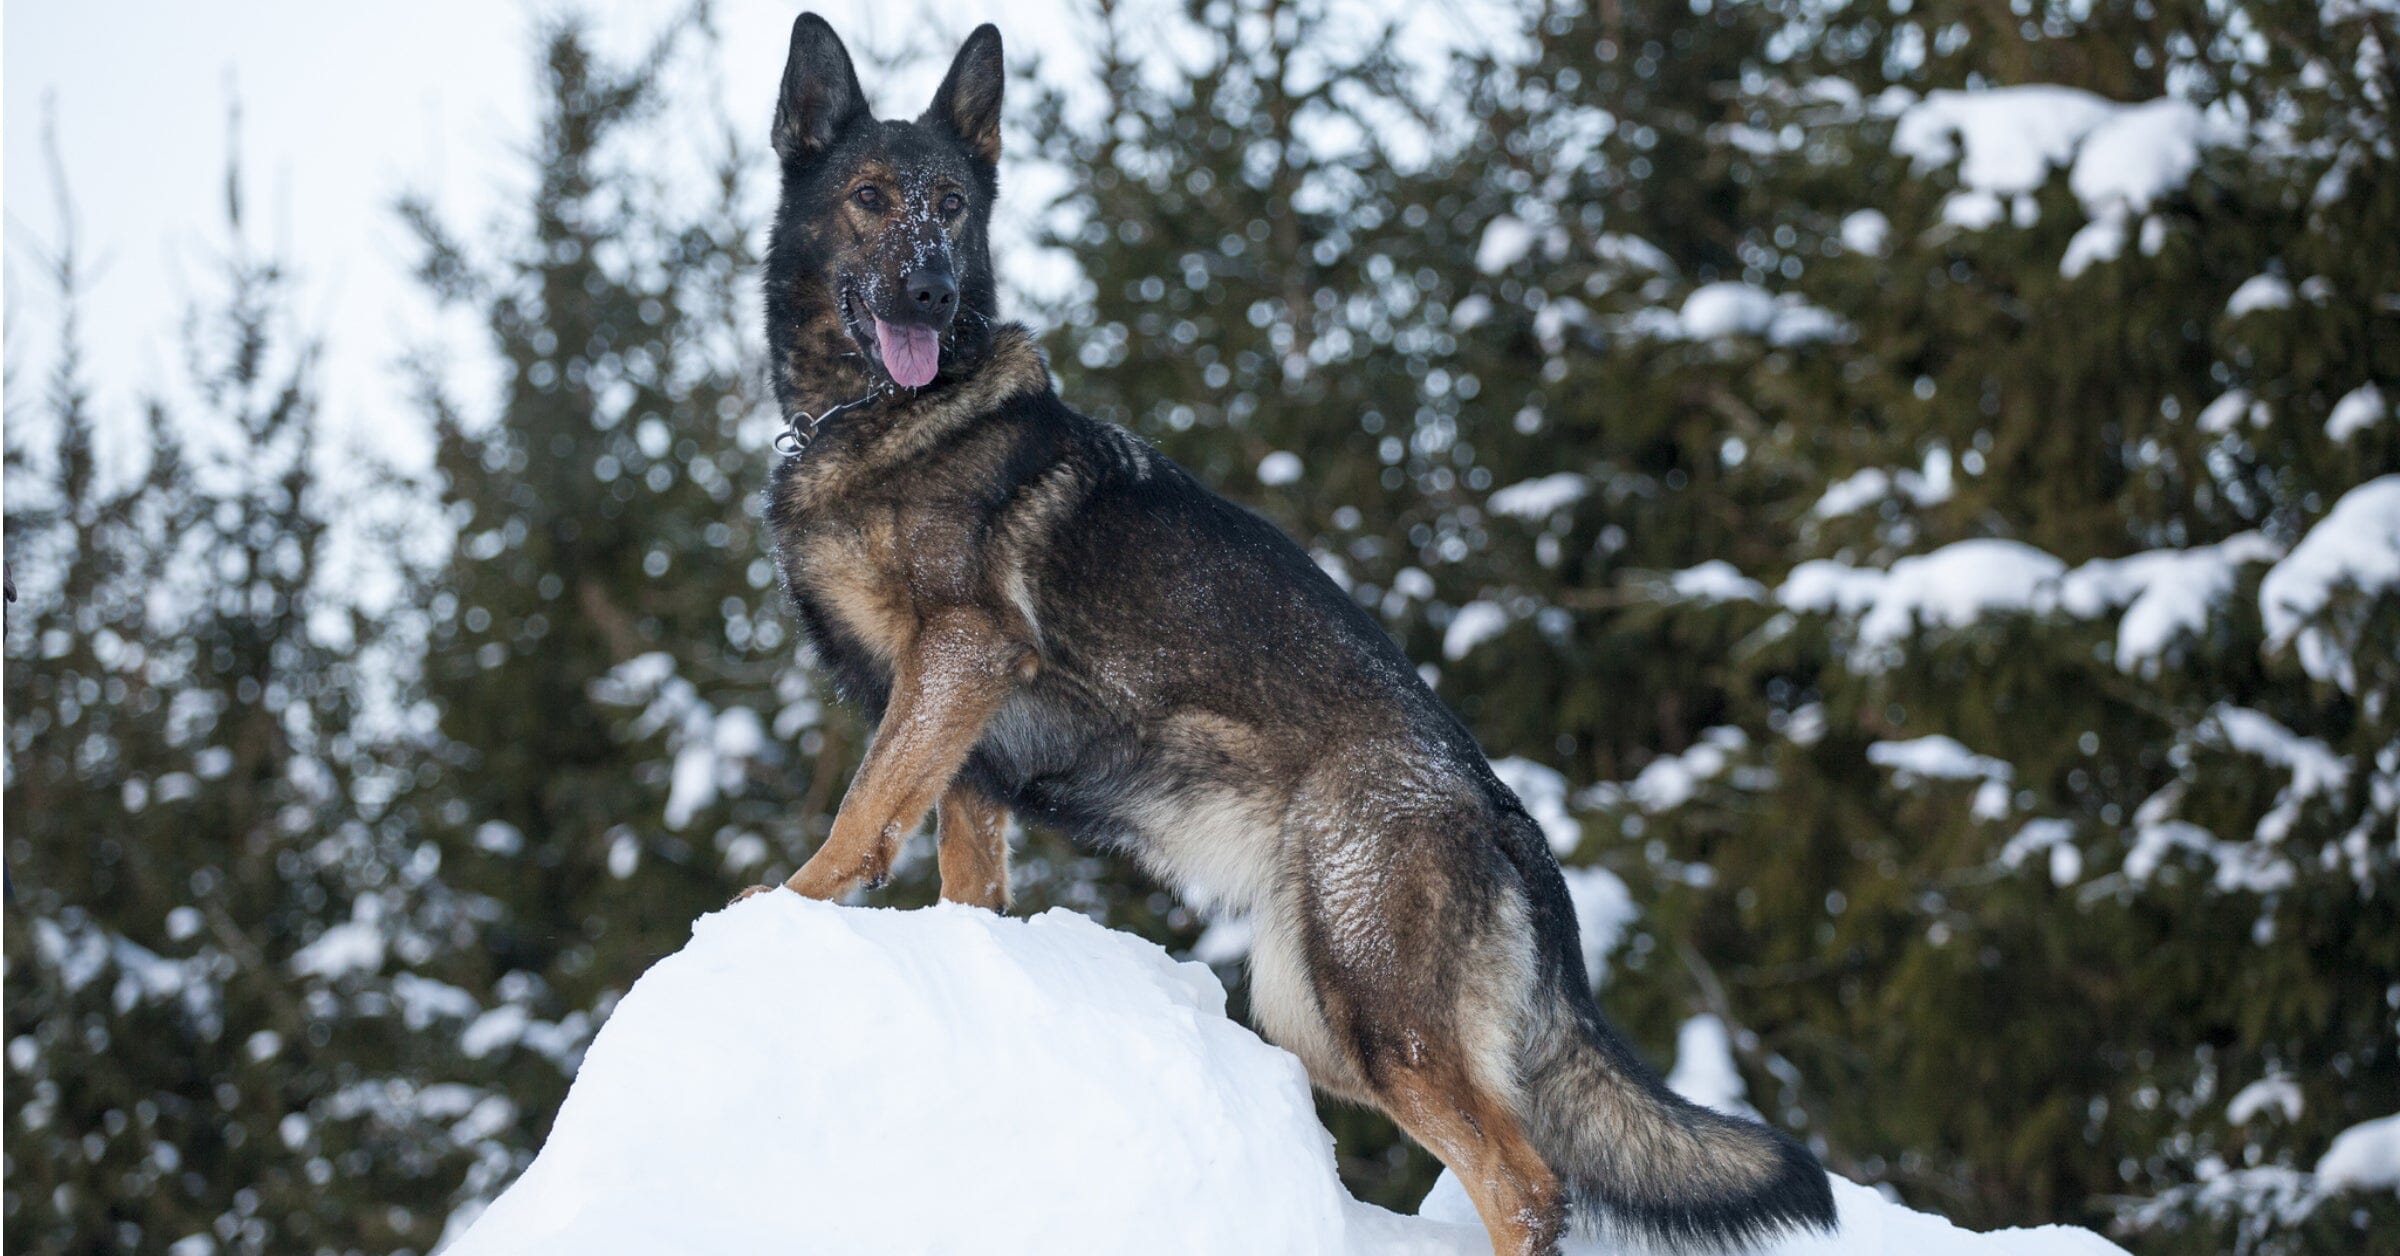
765;16;1003;403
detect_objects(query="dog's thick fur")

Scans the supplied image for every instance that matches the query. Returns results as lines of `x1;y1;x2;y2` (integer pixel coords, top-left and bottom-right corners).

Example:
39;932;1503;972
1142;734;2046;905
738;16;1838;1254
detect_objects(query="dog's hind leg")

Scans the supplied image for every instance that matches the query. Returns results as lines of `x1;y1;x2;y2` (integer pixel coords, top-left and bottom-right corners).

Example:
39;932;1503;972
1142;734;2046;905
1253;884;1562;1256
936;783;1011;909
1282;785;1566;1256
1378;1064;1564;1256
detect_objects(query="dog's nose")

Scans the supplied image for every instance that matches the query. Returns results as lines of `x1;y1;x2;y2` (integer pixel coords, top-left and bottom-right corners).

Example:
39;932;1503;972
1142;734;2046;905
904;268;958;320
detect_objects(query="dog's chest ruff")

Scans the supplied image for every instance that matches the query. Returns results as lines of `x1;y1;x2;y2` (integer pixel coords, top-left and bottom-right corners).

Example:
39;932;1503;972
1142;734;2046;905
768;326;1056;668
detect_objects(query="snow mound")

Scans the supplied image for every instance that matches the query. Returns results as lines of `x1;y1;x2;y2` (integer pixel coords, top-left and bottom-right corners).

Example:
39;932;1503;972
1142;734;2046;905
447;896;1423;1255
449;897;2132;1256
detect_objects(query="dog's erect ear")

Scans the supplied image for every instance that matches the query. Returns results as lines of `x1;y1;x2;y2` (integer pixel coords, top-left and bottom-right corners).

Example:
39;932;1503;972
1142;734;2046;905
922;25;1004;166
775;14;869;161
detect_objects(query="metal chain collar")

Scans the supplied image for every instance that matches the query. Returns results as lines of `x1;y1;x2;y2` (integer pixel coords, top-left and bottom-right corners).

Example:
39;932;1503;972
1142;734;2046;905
773;385;896;458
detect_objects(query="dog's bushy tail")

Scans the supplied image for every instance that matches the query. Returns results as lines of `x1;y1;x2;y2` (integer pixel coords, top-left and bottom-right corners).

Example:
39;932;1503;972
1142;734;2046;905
1521;985;1838;1250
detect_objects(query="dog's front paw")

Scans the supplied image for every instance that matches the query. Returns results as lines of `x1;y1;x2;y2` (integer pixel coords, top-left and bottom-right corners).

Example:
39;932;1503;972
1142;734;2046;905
729;883;783;906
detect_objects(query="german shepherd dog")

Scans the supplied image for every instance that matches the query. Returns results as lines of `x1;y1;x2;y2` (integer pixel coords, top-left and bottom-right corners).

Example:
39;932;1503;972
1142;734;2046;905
736;15;1838;1254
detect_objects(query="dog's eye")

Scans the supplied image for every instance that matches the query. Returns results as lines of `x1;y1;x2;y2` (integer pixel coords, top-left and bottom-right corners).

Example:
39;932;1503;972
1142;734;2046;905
940;193;965;216
853;185;885;210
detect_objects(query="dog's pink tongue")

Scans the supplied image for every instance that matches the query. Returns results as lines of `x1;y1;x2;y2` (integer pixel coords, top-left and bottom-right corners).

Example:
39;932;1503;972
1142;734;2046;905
875;319;941;388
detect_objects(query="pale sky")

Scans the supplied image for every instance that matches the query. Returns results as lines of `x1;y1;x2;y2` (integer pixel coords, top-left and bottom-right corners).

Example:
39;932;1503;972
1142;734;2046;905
1;0;1098;474
3;0;1505;487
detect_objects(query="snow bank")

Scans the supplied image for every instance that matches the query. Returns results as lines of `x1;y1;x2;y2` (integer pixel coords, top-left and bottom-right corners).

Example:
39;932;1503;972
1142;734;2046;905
447;896;1424;1255
448;897;2132;1256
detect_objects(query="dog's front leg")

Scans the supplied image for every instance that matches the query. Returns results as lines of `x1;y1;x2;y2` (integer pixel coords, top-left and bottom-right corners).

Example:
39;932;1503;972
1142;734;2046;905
753;609;1032;903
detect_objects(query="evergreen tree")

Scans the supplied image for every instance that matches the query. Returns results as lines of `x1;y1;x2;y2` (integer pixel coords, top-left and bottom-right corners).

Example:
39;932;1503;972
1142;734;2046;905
8;5;2391;1250
388;18;841;1223
1047;0;2399;1243
4;125;478;1253
1349;0;2400;1249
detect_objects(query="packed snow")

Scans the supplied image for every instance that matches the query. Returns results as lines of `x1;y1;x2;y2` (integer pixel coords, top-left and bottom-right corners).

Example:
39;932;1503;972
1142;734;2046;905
1419;1171;2128;1256
446;897;1420;1255
446;896;2134;1256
